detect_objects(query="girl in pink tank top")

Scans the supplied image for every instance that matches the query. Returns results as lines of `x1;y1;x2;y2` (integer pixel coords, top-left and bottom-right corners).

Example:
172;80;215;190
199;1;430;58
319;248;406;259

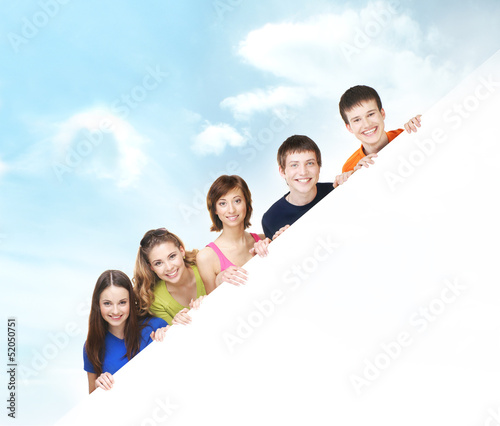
196;175;265;294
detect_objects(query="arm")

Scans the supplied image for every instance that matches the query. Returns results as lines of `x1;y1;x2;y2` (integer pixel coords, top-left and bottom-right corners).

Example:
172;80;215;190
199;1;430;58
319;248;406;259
250;237;271;257
150;325;170;341
215;266;248;287
196;248;218;294
251;225;291;256
150;300;174;325
354;153;377;170
272;224;290;240
171;295;207;325
333;170;354;188
189;295;206;310
88;371;114;393
172;308;191;325
197;247;248;290
404;115;422;133
87;372;97;394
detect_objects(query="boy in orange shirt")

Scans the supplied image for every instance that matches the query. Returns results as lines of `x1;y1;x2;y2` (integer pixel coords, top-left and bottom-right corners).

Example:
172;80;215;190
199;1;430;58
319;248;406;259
335;85;421;185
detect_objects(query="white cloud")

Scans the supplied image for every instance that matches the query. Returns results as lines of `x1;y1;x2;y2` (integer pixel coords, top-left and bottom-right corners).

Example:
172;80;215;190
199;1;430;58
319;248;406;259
233;2;459;121
221;86;308;121
52;108;148;187
192;122;247;156
238;13;350;86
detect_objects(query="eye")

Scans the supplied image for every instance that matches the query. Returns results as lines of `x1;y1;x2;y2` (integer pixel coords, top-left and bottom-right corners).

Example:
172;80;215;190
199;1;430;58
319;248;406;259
153;261;162;267
353;118;360;123
103;302;110;306
169;254;177;260
119;301;128;306
219;201;226;207
368;112;375;117
290;164;297;168
307;161;315;166
234;198;241;204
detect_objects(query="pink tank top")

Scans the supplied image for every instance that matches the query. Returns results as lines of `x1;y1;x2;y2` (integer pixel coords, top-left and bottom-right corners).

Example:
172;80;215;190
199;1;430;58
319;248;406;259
207;233;261;272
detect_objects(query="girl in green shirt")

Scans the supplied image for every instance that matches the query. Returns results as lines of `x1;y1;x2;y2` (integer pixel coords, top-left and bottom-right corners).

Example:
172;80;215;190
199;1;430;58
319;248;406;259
134;228;207;325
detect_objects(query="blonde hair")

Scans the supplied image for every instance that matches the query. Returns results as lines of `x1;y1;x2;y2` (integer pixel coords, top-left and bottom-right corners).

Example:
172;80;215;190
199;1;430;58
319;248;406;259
133;228;198;316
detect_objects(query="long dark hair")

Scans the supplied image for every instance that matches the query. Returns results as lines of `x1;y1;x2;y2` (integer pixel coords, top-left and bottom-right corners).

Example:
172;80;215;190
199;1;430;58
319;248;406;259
84;270;143;376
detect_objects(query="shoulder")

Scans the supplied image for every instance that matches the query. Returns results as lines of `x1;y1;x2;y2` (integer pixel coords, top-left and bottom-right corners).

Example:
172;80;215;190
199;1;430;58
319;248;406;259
342;147;364;173
250;233;263;242
191;264;204;281
196;246;217;265
151;279;163;295
191;264;204;284
317;182;335;194
263;195;288;219
141;316;168;330
387;128;404;141
83;344;95;373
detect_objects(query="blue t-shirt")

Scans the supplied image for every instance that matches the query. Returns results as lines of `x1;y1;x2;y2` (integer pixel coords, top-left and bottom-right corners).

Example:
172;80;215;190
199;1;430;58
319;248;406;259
262;182;334;239
83;316;167;375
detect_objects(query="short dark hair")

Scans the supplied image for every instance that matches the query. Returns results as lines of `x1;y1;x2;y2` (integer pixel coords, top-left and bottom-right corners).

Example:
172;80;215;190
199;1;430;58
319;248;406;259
207;175;253;232
339;85;383;124
277;135;322;171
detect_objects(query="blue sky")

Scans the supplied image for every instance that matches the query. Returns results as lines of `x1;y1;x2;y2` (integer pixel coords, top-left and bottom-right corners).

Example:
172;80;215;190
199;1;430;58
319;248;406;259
1;0;499;424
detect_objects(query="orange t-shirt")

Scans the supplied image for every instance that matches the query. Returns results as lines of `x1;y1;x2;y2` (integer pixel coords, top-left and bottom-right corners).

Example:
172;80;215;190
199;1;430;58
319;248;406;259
341;129;404;173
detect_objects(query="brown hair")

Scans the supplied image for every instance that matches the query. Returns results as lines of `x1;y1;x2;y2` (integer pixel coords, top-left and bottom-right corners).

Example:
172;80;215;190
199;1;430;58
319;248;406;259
134;228;198;316
277;135;322;171
84;270;142;377
206;175;253;232
339;85;383;125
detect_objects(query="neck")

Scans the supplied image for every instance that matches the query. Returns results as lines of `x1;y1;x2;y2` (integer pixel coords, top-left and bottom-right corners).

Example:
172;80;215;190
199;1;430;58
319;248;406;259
108;324;125;340
286;185;318;206
363;131;389;155
219;223;247;243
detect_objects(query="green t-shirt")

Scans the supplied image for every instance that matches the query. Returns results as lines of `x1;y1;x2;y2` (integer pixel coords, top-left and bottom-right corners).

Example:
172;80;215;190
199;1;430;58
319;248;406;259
150;265;206;324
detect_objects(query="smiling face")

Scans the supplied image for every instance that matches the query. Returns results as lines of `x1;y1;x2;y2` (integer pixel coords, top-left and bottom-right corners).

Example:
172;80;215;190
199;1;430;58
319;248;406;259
345;99;386;150
279;150;320;203
215;187;247;228
148;242;187;284
99;285;130;335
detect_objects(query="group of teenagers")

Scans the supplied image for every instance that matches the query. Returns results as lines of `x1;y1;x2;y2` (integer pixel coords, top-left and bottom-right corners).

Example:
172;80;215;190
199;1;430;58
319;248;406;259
83;85;423;393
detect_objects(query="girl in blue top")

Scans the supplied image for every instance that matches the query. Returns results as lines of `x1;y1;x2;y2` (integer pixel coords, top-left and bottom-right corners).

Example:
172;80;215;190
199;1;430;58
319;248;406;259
83;270;168;393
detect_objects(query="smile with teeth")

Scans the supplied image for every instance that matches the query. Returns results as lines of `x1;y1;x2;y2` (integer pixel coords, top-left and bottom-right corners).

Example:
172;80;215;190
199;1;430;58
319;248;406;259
165;269;178;278
362;127;377;136
296;178;311;183
226;215;239;221
109;315;123;321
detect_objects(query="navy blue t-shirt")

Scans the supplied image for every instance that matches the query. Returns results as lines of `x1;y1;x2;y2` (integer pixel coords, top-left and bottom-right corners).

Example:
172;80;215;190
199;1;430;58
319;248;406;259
262;182;334;239
83;316;167;375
